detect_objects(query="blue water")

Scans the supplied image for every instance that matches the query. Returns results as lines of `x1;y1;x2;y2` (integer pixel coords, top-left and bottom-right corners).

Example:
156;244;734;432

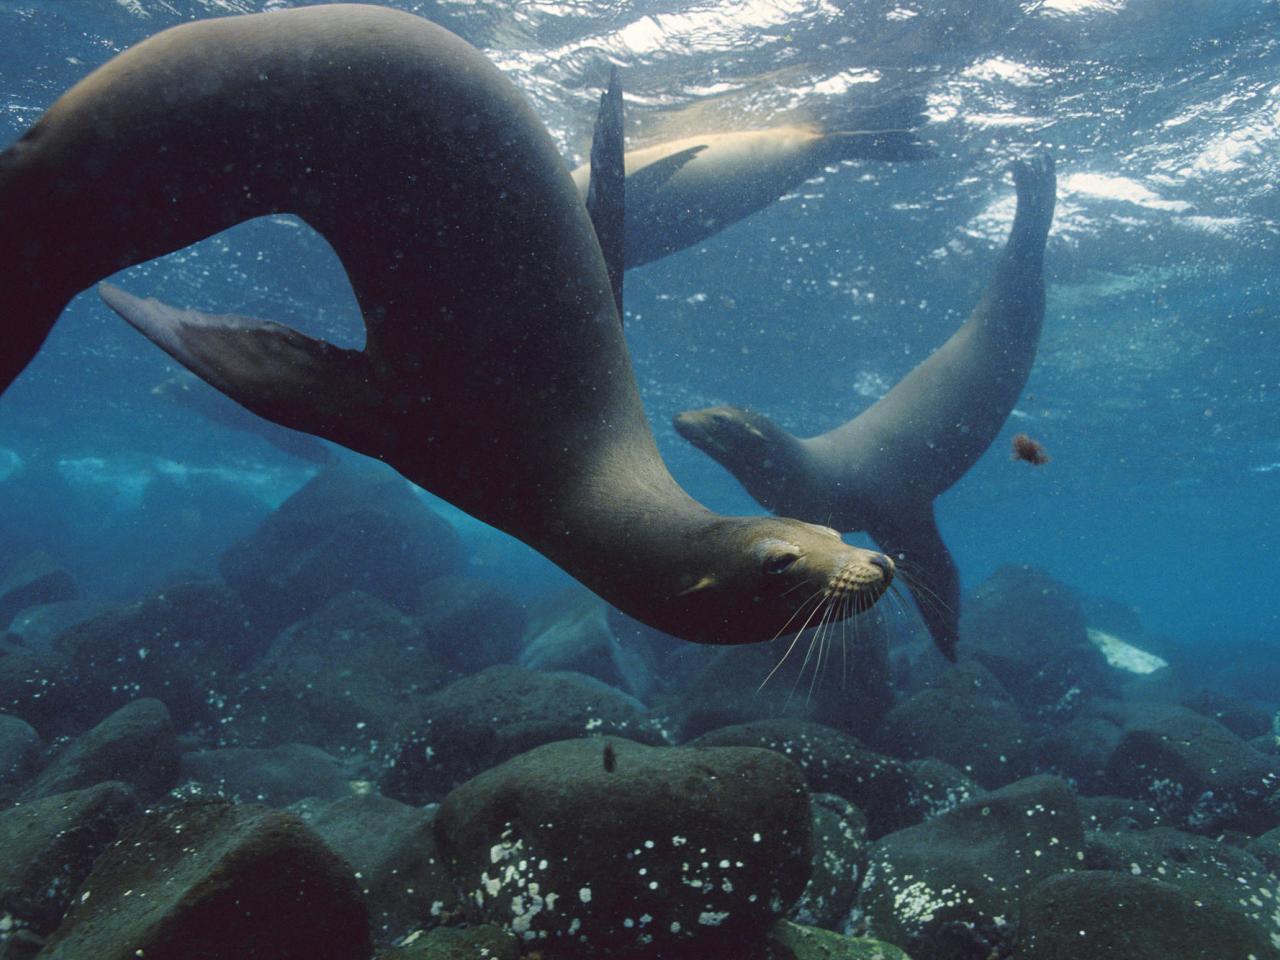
0;0;1276;662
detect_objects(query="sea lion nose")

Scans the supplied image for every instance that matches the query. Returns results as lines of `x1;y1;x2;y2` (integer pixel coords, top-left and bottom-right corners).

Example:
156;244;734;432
868;553;895;578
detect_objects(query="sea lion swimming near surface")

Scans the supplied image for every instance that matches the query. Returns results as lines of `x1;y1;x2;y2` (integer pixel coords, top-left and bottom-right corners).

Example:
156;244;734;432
675;155;1057;659
0;3;894;645
569;100;931;269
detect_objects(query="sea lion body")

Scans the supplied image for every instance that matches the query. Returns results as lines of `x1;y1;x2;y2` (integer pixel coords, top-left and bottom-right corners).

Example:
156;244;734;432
676;156;1057;658
1;4;893;645
570;117;929;268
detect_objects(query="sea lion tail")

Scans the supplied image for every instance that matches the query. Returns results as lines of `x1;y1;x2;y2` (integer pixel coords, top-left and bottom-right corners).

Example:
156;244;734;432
99;283;376;450
821;92;932;162
867;505;959;661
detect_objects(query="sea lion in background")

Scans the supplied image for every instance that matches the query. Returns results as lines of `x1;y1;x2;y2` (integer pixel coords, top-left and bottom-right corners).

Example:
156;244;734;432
675;154;1057;660
569;98;931;269
0;4;894;645
153;372;334;466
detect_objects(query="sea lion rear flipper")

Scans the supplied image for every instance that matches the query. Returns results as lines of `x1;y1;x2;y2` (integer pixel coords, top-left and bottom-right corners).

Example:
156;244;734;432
868;505;959;661
100;283;373;446
585;66;625;319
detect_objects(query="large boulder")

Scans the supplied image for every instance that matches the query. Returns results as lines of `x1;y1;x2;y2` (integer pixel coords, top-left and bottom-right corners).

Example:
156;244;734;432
414;576;525;672
663;617;895;742
219;465;462;636
50;580;258;732
518;588;655;700
961;565;1116;715
219;591;450;755
37;801;371;960
873;661;1032;787
1104;704;1280;834
22;698;178;802
297;793;459;945
179;743;356;806
381;665;662;805
0;641;85;739
0;552;75;633
1016;871;1280;959
858;775;1083;960
692;719;980;840
0;782;140;938
0;713;39;794
434;738;812;957
1084;824;1280;944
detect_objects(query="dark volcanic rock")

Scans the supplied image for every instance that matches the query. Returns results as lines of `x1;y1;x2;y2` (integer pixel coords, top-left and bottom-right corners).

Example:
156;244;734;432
375;923;519;959
791;793;868;931
1084;824;1280;944
51;580;257;732
435;738;811;957
0;641;92;739
38;800;371;960
961;565;1116;716
1016;871;1280;959
1033;714;1123;793
0;713;39;791
873;660;1031;787
859;775;1084;960
0;782;140;937
519;588;655;700
768;921;913;960
1105;704;1280;834
1249;825;1280;872
219;465;462;636
0;552;75;633
1182;688;1273;740
414;576;524;671
180;743;355;806
664;617;895;741
381;665;662;805
693;719;980;839
1077;794;1165;831
297;793;459;945
23;698;178;801
221;591;450;755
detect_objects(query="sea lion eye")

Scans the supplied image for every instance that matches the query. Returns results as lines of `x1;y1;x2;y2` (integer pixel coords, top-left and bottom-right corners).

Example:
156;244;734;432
763;552;800;575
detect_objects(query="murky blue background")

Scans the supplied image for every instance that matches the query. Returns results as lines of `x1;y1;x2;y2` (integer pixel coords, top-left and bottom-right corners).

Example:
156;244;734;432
0;0;1276;664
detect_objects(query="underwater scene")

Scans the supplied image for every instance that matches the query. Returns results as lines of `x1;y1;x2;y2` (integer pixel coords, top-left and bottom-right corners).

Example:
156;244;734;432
0;0;1278;957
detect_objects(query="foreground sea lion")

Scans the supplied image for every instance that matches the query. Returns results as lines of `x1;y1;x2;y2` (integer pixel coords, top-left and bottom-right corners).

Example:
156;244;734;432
675;155;1057;659
569;102;931;269
0;4;893;645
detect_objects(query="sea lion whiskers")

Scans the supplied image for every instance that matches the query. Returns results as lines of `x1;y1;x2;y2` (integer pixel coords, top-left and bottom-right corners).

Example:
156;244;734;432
756;585;829;693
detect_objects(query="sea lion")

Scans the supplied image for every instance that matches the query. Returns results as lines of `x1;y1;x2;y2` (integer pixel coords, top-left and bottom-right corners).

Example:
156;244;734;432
569;100;931;269
0;4;894;646
675;155;1057;659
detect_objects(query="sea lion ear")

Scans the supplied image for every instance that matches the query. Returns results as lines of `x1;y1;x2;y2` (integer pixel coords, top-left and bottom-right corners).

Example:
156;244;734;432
675;574;718;597
585;65;625;319
99;283;374;444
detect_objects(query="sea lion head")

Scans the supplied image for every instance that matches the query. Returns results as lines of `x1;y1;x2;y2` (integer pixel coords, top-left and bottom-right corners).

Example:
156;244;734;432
674;405;784;460
674;405;803;514
666;516;894;645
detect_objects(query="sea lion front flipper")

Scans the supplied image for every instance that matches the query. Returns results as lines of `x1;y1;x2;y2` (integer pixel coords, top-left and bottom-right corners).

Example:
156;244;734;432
626;144;707;194
99;283;374;446
585;66;625;319
868;505;959;661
